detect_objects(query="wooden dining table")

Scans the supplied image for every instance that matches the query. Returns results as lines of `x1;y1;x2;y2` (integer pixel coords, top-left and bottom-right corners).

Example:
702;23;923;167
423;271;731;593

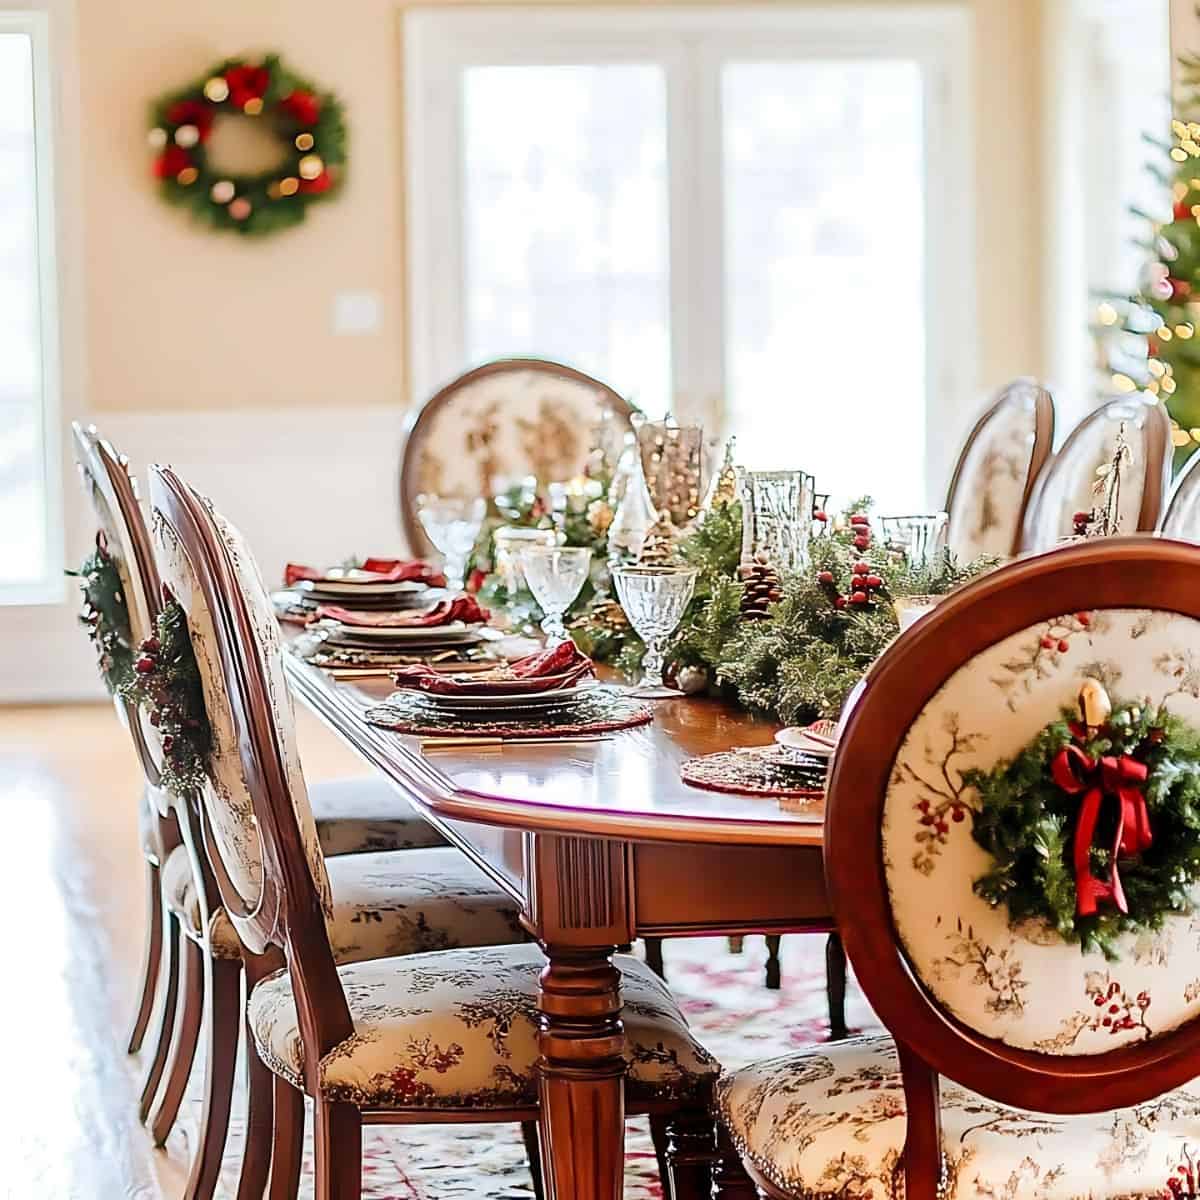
284;655;832;1199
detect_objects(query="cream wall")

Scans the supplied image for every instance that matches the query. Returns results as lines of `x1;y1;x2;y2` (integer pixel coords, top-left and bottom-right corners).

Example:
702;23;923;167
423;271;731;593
78;0;1046;417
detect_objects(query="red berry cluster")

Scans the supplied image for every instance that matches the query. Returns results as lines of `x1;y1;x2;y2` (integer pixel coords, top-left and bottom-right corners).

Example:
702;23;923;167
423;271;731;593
1088;979;1150;1035
1072;509;1092;537
849;512;871;550
916;797;967;838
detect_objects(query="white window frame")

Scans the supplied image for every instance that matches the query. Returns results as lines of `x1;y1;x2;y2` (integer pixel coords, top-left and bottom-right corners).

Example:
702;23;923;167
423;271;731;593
404;4;975;507
0;6;64;605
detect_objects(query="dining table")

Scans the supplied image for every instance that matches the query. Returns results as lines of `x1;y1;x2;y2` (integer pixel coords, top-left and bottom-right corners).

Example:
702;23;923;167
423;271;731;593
283;654;834;1200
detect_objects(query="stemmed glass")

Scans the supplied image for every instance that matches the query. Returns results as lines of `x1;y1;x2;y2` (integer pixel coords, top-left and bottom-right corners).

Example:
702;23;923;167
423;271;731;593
612;565;698;699
416;495;486;593
519;546;592;643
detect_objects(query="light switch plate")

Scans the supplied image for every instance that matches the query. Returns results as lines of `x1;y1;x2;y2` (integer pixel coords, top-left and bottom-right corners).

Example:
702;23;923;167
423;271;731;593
333;290;382;335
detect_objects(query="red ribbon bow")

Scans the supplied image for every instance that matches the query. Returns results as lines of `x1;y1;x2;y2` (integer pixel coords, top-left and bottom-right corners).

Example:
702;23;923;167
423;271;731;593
1051;744;1152;917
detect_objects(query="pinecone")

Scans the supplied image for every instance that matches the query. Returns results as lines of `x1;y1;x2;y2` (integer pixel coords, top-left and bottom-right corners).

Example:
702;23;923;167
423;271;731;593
585;597;630;635
738;554;782;619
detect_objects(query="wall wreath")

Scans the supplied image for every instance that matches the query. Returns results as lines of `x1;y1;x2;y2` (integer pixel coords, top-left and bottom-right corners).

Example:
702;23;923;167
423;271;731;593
148;54;346;236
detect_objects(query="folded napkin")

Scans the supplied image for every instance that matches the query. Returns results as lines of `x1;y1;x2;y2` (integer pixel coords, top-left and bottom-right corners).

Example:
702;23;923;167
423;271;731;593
392;640;594;696
318;596;489;629
284;558;447;588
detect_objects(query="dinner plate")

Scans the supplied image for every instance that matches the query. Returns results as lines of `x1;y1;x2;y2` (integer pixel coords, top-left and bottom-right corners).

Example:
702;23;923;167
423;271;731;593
296;578;432;599
318;619;479;644
414;681;598;711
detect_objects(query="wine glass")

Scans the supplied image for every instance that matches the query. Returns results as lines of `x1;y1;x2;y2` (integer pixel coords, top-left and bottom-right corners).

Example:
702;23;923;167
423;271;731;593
416;495;486;592
612;565;698;699
519;546;592;643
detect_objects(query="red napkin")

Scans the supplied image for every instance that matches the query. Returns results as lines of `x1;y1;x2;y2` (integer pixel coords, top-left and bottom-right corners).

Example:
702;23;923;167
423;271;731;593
392;640;594;696
318;596;489;629
284;558;447;588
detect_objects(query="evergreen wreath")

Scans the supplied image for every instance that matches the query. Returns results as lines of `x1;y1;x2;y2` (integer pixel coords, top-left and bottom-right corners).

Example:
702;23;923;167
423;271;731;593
69;531;134;695
149;54;346;236
968;690;1200;960
121;598;213;798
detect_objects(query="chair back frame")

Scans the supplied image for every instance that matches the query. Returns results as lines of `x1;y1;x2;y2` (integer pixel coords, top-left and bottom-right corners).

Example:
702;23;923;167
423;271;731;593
943;379;1054;558
397;357;633;555
1161;446;1200;538
825;537;1200;1192
71;422;164;790
149;465;353;1085
1018;400;1171;552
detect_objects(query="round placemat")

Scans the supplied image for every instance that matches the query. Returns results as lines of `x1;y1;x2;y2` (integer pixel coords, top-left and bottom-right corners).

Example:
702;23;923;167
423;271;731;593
681;745;825;801
364;688;654;738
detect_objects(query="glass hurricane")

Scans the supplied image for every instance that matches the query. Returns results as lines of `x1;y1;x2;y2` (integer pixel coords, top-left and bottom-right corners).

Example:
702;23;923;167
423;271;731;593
612;565;698;699
416;495;487;592
519;546;592;643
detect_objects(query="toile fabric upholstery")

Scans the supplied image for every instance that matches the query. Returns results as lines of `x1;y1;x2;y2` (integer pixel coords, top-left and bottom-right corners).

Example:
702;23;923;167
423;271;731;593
309;776;447;857
946;386;1040;562
248;942;718;1109
715;1034;1200;1200
881;607;1200;1057
163;844;524;964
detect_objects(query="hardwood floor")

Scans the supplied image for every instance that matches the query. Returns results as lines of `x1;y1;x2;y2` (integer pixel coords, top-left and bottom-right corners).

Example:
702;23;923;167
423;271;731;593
0;702;362;1200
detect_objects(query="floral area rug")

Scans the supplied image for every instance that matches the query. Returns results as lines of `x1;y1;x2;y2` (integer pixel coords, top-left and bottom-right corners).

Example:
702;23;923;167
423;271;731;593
161;933;876;1198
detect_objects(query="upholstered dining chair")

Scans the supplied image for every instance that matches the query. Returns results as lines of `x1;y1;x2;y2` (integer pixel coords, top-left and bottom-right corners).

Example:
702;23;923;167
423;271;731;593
1019;397;1171;553
150;461;724;1200
944;378;1054;561
397;358;634;556
1160;447;1200;540
716;537;1200;1200
74;427;524;1200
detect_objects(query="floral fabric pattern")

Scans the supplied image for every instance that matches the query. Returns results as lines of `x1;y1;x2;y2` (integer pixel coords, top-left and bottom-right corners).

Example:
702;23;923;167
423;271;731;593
881;607;1200;1056
947;391;1039;562
164;845;524;965
309;776;447;857
716;1033;1200;1200
413;370;625;501
248;943;718;1109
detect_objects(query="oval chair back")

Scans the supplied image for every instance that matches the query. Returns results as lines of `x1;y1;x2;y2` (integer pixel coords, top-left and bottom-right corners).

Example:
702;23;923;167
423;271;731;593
148;464;352;1081
826;537;1200;1196
1160;448;1200;540
70;422;164;788
944;379;1053;561
1018;399;1170;552
398;358;633;556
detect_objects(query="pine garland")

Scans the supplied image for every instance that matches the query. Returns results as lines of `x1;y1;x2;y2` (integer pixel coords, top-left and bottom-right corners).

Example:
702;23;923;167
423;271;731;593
69;533;135;695
967;700;1200;960
121;600;213;798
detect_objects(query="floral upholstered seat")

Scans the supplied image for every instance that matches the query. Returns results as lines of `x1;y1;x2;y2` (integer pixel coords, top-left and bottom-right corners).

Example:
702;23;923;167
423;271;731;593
716;1034;1200;1200
248;942;719;1110
308;776;446;857
163;844;524;964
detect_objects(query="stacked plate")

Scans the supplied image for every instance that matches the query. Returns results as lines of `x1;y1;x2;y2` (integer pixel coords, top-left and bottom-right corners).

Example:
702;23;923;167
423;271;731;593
401;673;598;718
771;722;836;789
316;617;488;657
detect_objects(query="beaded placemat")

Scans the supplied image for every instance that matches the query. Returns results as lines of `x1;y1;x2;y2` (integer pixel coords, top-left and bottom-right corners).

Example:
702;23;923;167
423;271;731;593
364;688;654;738
681;745;826;802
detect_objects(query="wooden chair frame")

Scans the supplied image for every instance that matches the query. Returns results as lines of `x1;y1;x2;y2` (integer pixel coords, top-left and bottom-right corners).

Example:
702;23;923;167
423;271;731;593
943;378;1054;557
1019;399;1171;552
151;463;714;1200
1160;446;1200;538
824;537;1200;1199
397;357;633;556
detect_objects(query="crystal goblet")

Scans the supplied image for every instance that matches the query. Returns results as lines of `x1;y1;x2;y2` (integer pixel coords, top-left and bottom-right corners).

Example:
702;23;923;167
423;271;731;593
612;565;698;699
416;495;486;592
519;546;592;643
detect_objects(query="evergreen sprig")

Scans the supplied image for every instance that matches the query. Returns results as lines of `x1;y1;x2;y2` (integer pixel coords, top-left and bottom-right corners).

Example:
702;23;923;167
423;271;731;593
69;536;135;695
121;601;213;798
967;700;1200;960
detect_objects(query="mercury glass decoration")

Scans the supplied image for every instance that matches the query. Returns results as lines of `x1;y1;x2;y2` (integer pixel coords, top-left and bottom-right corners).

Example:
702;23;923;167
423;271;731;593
879;513;949;566
637;419;707;529
699;437;739;517
740;469;816;573
613;565;698;698
608;444;658;563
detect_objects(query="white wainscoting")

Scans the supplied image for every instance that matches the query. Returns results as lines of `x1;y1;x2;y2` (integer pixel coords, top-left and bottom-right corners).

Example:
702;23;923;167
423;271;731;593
1;404;410;703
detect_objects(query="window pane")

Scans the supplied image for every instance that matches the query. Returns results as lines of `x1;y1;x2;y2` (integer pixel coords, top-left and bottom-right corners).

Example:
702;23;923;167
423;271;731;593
461;64;671;416
723;61;926;511
0;32;49;590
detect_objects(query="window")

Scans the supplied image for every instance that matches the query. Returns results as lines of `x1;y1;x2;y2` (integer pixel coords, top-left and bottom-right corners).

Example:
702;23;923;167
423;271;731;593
406;6;972;511
0;13;59;604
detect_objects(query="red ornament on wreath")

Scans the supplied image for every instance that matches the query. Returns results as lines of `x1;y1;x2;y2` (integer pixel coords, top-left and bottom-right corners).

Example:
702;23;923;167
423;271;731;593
148;52;347;236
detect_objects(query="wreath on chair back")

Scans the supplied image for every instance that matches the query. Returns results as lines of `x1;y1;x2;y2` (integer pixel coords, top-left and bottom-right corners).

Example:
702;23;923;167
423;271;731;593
148;54;346;236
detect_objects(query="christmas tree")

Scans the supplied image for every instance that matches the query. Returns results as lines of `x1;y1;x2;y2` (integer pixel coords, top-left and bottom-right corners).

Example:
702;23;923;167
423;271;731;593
1100;60;1200;467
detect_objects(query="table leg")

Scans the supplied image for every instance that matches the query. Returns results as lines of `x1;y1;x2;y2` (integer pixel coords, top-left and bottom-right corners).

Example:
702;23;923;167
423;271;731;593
536;944;626;1200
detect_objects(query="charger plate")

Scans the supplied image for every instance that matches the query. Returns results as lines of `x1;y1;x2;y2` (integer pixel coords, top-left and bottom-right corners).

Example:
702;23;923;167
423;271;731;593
681;745;825;802
364;689;654;738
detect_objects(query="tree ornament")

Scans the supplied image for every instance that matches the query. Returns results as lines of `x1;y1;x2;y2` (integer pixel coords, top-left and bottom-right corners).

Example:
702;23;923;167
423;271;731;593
699;437;739;517
738;553;782;620
149;53;346;237
638;509;677;566
676;664;709;695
